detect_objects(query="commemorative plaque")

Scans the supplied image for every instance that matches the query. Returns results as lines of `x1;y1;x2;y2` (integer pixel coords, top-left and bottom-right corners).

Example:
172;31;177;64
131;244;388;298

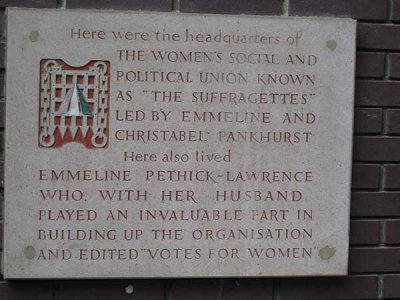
4;8;356;278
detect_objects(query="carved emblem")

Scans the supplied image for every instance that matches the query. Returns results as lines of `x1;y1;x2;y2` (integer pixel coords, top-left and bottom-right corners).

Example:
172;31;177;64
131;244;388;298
38;59;110;148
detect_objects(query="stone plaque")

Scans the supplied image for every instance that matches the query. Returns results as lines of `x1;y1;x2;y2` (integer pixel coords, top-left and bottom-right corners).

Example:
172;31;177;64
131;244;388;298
4;8;356;278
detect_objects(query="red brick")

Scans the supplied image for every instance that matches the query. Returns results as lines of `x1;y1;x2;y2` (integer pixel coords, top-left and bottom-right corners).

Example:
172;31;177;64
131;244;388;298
170;279;273;300
0;131;4;160
279;276;378;299
0;101;4;128
0;281;53;300
56;281;164;300
386;109;400;134
220;279;273;300
0;222;2;249
356;81;400;107
352;164;380;189
180;0;282;15
351;192;400;217
0;73;4;98
385;220;400;244
350;220;380;245
354;108;382;134
383;275;400;298
389;54;400;79
289;0;386;20
0;0;57;7
353;137;400;162
66;0;172;11
0;191;3;218
393;0;400;22
0;160;4;188
170;280;220;300
358;24;400;50
0;10;5;41
0;42;4;69
356;52;385;78
349;248;400;273
385;165;400;189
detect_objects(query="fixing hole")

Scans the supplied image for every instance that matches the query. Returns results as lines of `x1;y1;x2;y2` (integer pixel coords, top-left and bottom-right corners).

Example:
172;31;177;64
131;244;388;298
125;284;134;294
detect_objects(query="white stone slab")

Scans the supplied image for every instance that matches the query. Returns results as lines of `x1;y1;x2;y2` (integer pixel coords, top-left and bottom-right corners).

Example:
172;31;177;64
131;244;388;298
4;8;356;278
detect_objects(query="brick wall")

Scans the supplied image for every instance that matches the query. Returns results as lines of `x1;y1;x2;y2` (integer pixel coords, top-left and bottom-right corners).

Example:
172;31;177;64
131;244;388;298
0;0;399;299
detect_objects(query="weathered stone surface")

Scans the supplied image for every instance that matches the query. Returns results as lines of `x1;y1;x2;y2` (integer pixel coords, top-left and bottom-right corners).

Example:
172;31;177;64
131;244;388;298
4;9;356;278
